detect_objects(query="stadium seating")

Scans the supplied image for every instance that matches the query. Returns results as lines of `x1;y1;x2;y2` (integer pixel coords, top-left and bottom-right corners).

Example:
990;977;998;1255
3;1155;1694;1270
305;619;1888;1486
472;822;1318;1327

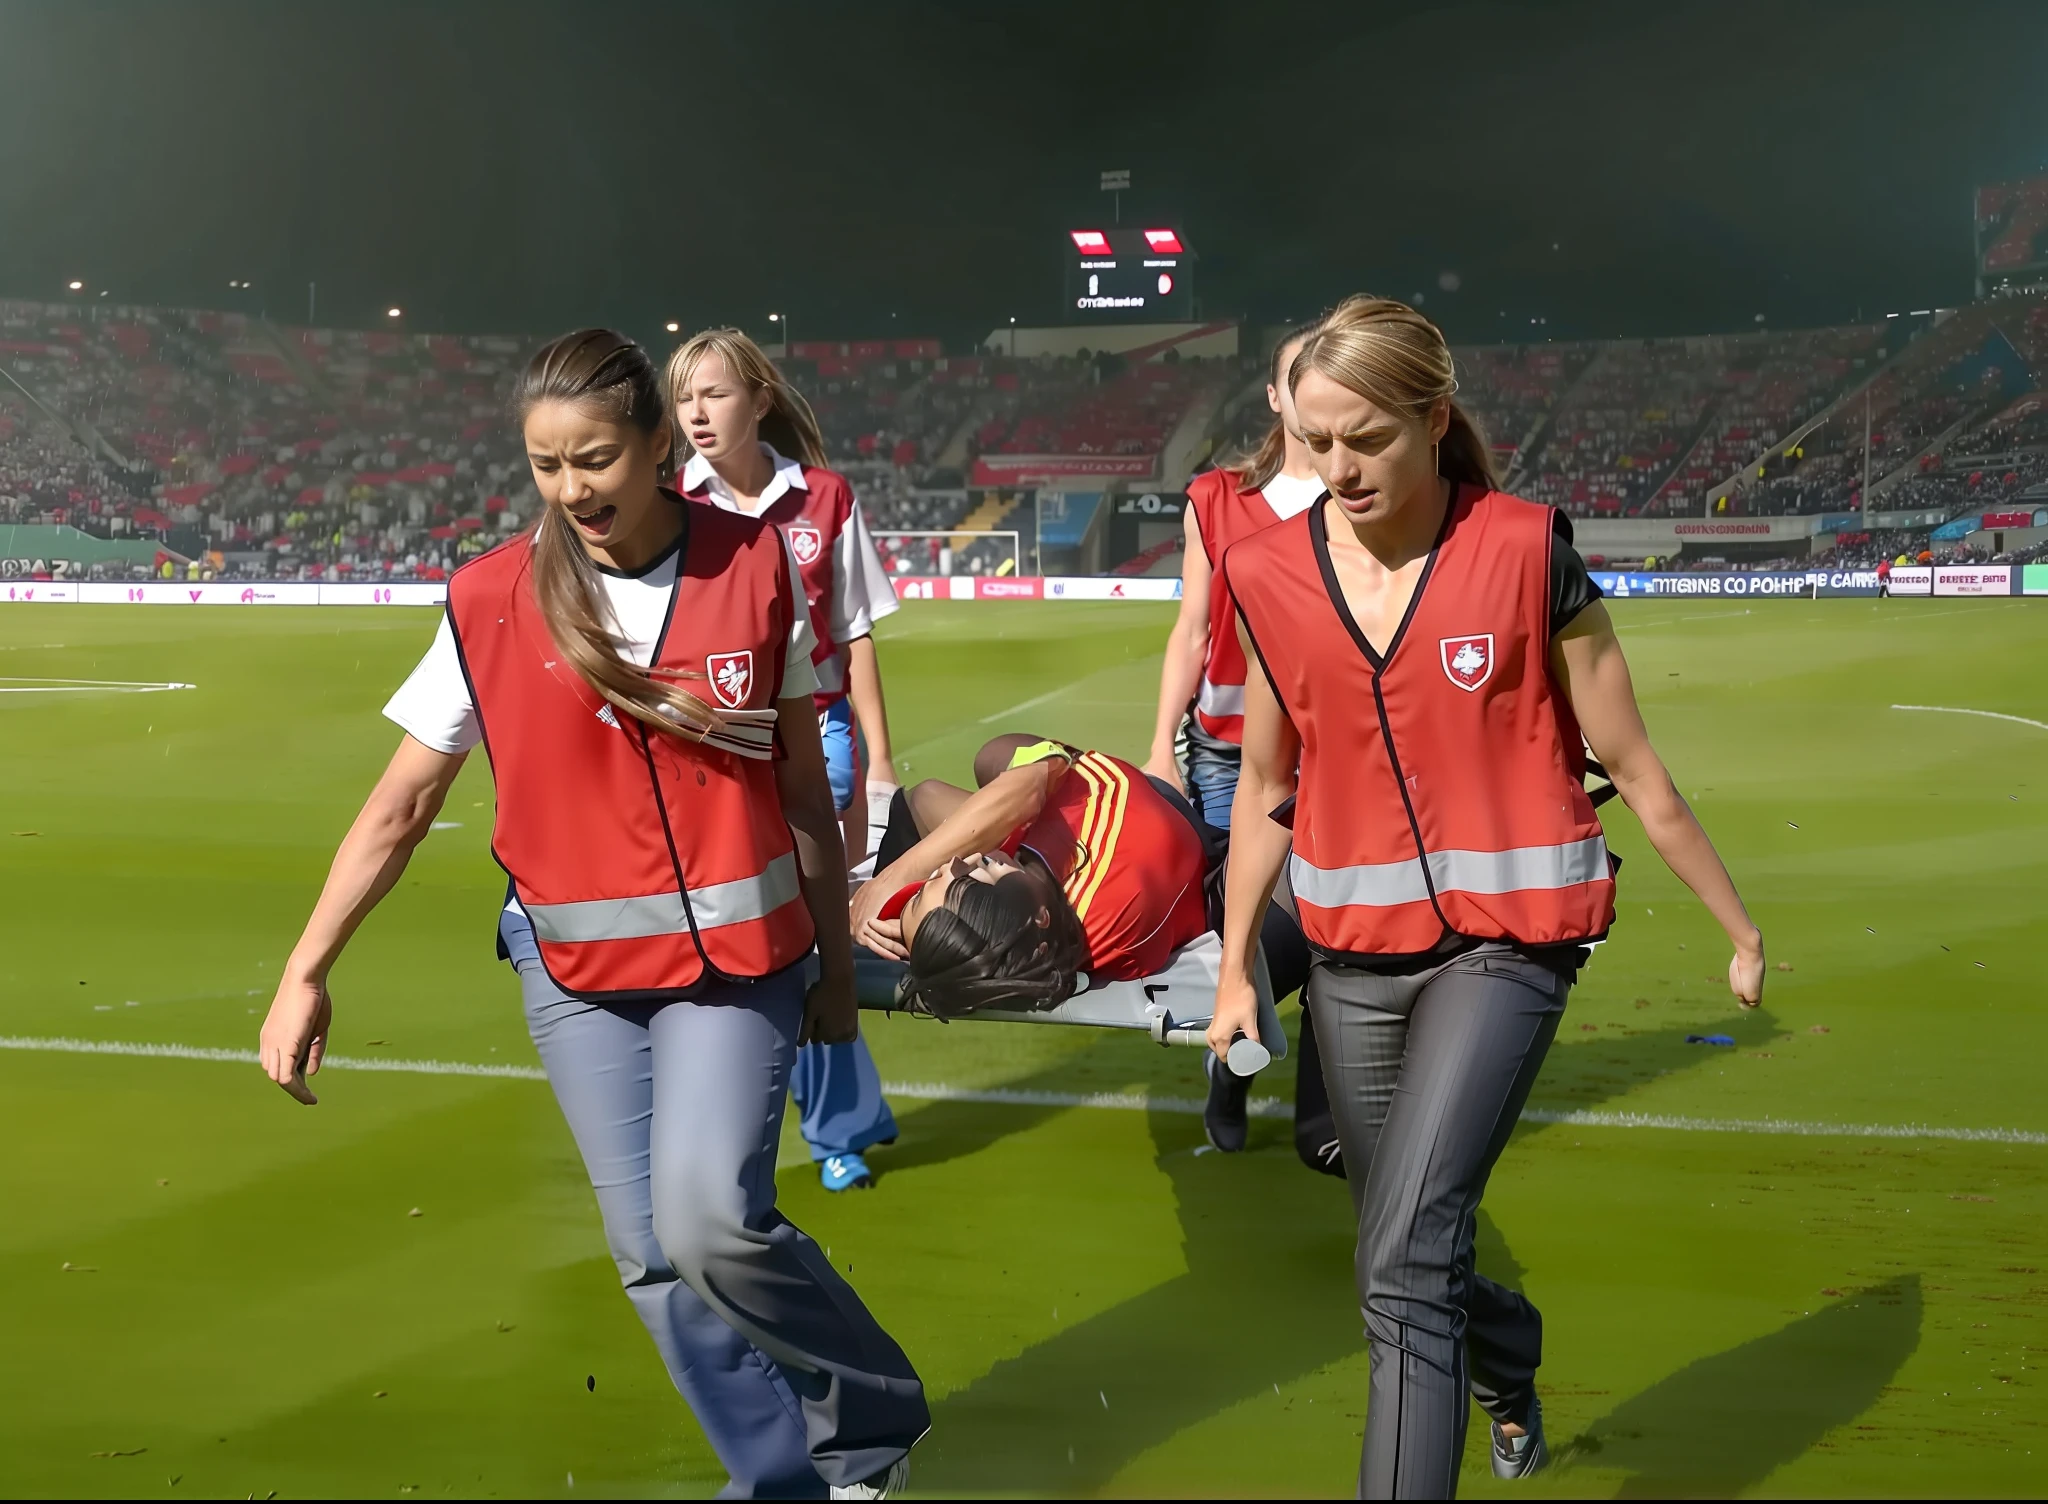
6;291;2048;581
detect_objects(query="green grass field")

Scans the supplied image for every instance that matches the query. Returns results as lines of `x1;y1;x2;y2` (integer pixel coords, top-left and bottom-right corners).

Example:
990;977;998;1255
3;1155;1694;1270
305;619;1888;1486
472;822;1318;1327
2;596;2045;1498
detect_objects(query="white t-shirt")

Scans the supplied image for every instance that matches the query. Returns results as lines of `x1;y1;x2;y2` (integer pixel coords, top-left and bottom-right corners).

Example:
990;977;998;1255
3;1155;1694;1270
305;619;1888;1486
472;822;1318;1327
681;444;900;643
1260;469;1325;521
384;534;819;755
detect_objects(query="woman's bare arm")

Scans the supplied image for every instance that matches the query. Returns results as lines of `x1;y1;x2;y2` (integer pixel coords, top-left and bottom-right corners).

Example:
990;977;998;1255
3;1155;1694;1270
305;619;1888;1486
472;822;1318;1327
850;754;1067;957
1207;623;1300;1058
260;734;468;1103
844;634;896;784
1142;505;1210;792
774;694;859;1043
1552;600;1764;1006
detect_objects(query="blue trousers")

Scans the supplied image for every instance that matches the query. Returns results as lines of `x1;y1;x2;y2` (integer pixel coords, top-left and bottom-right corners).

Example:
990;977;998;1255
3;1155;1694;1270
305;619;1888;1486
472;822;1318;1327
789;1034;899;1163
502;892;896;1165
514;947;928;1497
819;697;859;812
1182;716;1241;831
804;698;900;1162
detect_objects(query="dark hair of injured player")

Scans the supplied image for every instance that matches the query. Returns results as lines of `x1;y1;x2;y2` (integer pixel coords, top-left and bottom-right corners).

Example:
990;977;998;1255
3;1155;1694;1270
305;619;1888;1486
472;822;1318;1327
899;850;1087;1018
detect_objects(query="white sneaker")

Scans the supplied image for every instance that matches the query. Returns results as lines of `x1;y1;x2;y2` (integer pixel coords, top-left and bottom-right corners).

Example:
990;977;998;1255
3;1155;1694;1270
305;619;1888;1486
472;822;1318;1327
1490;1395;1548;1480
829;1455;909;1499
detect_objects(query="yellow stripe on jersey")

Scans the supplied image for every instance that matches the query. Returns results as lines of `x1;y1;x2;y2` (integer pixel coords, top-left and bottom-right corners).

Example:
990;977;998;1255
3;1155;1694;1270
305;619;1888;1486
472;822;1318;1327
1056;756;1109;910
1065;752;1132;922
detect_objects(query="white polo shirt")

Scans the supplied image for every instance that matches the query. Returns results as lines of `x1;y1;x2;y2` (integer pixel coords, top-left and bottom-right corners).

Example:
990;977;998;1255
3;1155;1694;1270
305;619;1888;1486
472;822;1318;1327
681;444;899;643
1259;469;1324;521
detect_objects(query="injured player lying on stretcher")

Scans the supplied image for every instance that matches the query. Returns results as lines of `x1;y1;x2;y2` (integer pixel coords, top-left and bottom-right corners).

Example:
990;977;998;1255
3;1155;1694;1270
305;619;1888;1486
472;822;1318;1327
847;732;1342;1172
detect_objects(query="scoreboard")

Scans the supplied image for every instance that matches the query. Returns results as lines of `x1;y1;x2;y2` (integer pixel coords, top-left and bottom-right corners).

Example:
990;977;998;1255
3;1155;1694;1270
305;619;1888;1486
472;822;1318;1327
1064;227;1195;321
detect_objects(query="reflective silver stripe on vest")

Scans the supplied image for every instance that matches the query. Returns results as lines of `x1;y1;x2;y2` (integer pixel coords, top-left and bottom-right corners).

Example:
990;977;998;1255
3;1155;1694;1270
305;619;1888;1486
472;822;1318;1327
1290;837;1608;909
524;852;801;944
1197;676;1245;718
1289;851;1432;910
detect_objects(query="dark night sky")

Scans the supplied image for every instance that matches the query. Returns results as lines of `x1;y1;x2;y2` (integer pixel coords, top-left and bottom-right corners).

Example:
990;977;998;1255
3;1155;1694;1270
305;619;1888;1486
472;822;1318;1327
3;0;2047;347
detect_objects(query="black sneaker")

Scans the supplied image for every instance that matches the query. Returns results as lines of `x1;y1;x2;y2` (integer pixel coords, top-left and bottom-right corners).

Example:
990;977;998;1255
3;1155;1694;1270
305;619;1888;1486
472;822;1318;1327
1490;1395;1548;1480
1203;1051;1251;1152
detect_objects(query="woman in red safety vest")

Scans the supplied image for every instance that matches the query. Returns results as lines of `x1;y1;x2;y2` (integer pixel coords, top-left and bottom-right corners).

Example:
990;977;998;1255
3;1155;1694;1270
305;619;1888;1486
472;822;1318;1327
1142;313;1340;1165
1212;297;1765;1499
667;326;902;1195
258;330;926;1500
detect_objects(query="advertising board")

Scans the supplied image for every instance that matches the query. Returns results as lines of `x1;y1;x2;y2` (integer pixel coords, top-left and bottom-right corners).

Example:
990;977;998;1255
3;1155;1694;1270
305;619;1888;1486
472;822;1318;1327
2026;564;2048;597
974;577;1044;600
75;582;326;605
1591;569;1882;599
1933;565;2015;597
0;581;79;602
969;454;1157;486
1045;576;1180;601
1887;566;1933;597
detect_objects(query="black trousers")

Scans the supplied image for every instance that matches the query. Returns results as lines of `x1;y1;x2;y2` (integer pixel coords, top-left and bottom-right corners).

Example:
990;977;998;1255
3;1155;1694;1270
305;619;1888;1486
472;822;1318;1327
1307;947;1567;1499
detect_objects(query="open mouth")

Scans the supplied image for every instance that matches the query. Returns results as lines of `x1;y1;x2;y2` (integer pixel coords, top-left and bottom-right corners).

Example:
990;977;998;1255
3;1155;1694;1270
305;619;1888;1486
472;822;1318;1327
1336;488;1379;507
569;504;617;534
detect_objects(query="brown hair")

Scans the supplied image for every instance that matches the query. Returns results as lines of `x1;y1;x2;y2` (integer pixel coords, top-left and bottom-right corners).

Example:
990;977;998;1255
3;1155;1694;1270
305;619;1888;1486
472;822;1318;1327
900;857;1087;1019
514;329;722;743
1287;295;1499;490
664;327;829;471
1223;315;1327;492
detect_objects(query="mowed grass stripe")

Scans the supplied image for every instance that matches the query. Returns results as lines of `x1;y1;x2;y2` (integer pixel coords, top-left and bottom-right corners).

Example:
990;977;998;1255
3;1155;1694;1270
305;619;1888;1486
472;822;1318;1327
9;1034;2044;1143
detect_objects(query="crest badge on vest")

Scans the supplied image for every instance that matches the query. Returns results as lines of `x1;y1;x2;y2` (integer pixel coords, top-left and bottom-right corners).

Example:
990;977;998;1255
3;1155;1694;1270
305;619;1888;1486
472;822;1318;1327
786;524;824;567
1439;633;1494;692
708;651;754;709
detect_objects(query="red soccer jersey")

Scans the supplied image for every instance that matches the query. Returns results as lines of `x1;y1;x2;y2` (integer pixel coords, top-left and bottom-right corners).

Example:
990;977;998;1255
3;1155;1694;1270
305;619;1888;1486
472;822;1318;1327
1003;751;1210;980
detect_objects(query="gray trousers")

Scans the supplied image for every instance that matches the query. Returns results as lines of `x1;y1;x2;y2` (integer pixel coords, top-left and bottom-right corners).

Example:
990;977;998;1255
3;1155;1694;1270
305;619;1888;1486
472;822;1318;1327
1305;947;1567;1499
517;956;929;1497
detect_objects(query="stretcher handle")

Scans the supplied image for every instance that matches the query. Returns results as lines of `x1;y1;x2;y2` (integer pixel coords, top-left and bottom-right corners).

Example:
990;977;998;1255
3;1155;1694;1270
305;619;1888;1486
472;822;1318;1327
1158;1025;1271;1078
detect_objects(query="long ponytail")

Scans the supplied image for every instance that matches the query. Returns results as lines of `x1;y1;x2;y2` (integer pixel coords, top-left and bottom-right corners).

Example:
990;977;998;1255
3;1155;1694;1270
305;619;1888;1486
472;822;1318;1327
1221;314;1328;492
514;329;723;744
1287;295;1499;491
664;327;829;470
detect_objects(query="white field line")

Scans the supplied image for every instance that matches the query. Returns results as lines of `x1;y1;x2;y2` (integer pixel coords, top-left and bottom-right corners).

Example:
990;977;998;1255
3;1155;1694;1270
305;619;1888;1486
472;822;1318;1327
3;1035;2044;1144
1892;703;2048;733
976;685;1071;724
0;676;194;693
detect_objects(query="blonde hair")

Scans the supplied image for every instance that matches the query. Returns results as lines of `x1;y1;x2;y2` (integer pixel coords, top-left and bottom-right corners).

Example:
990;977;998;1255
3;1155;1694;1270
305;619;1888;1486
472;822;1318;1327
516;329;723;744
1222;314;1327;492
664;327;828;471
1287;295;1499;490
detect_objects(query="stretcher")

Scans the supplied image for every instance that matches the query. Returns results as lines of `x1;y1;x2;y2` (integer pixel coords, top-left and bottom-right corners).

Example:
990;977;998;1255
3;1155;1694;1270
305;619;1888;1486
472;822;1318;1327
855;930;1286;1077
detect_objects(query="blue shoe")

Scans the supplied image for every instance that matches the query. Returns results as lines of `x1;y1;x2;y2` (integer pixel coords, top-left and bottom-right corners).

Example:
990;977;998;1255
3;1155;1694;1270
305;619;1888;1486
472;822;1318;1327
820;1153;875;1192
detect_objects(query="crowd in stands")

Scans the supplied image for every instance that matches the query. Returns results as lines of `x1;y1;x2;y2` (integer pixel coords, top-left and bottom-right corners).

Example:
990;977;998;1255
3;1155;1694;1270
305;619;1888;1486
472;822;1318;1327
1455;342;1598;479
7;289;2048;582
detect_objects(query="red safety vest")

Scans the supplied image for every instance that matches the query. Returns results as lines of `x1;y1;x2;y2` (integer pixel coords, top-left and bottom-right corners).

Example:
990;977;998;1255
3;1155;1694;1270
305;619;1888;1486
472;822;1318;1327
1224;485;1615;958
686;463;855;712
448;505;816;998
1186;467;1290;743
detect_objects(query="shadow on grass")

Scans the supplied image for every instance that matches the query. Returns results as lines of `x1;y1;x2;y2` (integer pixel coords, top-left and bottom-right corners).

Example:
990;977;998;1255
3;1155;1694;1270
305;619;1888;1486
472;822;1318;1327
827;989;1788;1495
917;1099;1358;1495
886;998;1788;1492
1560;1276;1923;1498
1521;1007;1782;1119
